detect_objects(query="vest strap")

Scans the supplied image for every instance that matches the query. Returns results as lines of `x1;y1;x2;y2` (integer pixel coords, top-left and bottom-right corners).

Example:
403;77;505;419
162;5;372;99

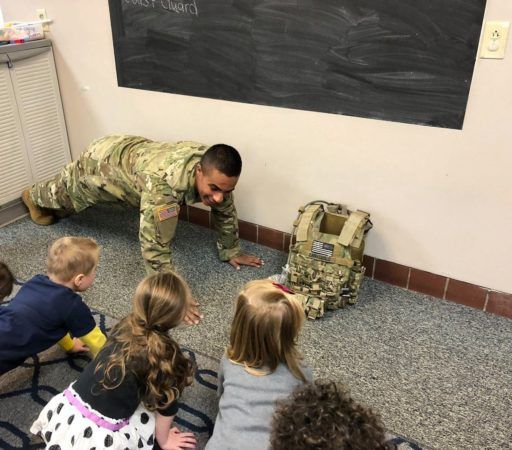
296;204;321;242
338;210;368;246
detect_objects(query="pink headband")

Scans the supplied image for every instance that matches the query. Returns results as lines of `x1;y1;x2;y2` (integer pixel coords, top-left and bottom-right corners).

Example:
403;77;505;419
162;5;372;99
272;282;294;294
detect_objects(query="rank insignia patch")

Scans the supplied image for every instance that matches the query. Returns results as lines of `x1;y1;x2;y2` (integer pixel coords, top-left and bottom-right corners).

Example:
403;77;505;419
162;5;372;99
156;203;179;221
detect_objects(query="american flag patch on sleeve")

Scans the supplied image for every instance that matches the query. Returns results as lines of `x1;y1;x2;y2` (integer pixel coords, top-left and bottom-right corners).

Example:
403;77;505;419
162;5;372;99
156;203;179;222
311;240;334;259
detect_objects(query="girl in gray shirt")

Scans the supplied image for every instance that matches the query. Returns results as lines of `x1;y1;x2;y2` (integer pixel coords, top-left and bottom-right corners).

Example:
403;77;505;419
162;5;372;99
206;280;313;450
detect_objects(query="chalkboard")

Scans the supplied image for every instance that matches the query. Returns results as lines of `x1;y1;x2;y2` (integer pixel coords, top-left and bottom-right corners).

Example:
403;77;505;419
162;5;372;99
109;0;486;129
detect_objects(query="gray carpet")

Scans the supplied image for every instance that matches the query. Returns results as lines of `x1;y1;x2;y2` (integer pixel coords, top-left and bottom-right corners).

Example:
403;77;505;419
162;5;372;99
1;204;511;450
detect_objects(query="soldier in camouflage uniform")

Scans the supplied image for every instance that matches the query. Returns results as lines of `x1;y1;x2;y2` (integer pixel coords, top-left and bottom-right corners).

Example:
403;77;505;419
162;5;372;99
22;135;263;323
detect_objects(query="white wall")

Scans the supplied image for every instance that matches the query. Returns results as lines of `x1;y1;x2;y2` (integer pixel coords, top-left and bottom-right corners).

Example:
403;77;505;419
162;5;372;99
3;0;511;293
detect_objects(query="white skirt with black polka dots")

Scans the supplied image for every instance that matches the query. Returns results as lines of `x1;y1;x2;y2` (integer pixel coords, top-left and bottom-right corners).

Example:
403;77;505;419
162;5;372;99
30;383;156;450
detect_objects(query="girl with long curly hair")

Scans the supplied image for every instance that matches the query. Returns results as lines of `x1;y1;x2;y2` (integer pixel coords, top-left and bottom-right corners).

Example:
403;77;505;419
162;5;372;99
206;279;313;450
31;272;196;450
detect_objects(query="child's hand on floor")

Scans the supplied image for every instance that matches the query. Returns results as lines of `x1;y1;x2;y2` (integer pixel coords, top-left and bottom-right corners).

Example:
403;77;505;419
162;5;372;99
183;299;203;326
163;426;196;449
68;338;90;353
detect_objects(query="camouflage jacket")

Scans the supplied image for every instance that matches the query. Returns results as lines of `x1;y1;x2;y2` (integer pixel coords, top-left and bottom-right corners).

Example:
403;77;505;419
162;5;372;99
77;135;242;273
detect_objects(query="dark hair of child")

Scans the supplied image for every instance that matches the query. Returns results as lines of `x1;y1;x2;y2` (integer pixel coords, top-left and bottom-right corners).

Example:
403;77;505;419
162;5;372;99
0;262;14;301
270;379;396;450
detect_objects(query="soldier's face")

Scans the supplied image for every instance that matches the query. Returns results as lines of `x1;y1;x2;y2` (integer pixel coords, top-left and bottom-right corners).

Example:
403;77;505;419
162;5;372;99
195;164;238;207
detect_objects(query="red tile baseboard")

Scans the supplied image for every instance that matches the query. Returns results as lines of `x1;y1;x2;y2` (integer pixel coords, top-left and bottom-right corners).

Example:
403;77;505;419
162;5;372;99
238;220;257;243
409;268;447;299
258;225;285;251
188;206;210;228
183;206;512;320
178;204;188;221
445;279;487;310
374;259;409;288
486;291;512;319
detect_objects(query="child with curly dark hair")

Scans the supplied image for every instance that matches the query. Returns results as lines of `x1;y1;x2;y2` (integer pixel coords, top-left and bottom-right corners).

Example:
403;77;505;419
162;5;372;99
31;271;197;450
270;379;395;450
0;261;14;302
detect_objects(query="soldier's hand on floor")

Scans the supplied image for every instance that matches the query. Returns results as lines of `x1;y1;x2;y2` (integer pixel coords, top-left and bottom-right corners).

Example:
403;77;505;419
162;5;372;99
228;254;264;270
183;299;203;325
68;338;90;353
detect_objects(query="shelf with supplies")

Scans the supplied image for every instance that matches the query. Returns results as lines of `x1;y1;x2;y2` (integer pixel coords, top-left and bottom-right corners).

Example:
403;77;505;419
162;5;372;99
0;21;45;45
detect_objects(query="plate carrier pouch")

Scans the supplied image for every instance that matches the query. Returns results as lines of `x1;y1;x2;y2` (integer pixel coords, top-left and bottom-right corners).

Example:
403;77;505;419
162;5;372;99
285;201;372;320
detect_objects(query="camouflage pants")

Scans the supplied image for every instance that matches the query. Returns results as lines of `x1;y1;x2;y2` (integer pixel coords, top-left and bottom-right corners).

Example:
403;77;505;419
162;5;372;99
29;137;140;213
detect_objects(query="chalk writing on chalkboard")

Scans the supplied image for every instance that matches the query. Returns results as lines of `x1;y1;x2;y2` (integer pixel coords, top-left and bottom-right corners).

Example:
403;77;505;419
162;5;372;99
109;0;486;129
126;0;198;15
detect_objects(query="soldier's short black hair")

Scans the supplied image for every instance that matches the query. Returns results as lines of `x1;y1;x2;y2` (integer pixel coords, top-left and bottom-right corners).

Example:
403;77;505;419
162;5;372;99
0;261;14;301
201;144;242;177
270;380;395;450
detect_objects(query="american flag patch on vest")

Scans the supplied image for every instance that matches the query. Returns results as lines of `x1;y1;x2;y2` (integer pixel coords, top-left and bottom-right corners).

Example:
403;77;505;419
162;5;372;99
311;240;334;259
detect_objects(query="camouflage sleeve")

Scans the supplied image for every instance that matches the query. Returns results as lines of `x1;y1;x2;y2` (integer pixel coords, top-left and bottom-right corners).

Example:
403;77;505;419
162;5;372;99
210;193;242;261
139;189;180;274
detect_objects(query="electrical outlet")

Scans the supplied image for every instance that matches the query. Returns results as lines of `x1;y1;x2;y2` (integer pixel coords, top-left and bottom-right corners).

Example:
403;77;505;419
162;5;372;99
480;21;510;59
36;8;49;32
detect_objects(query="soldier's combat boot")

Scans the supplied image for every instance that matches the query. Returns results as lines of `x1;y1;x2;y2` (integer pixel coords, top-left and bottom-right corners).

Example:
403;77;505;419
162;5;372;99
53;209;74;219
21;189;55;225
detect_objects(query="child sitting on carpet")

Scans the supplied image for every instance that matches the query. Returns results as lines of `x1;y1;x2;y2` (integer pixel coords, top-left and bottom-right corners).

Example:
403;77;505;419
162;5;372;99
0;237;106;376
206;279;313;450
31;271;197;450
0;261;14;302
270;379;396;450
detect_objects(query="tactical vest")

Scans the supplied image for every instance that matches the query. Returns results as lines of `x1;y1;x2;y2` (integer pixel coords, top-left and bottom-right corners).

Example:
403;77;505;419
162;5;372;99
285;201;372;319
